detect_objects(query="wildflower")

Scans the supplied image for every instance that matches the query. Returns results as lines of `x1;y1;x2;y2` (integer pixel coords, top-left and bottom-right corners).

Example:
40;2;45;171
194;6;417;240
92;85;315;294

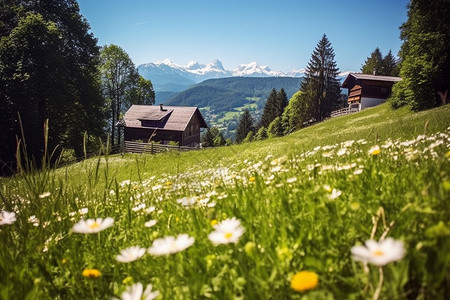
28;215;40;227
328;189;342;200
353;169;363;175
82;268;101;278
116;246;146;263
208;217;245;245
290;271;319;292
145;206;156;214
249;176;256;182
351;237;405;266
39;192;51;198
148;234;195;256
72;217;114;234
337;148;347;156
120;283;160;300
144;220;157;228
132;203;146;212
0;211;16;225
177;196;197;206
368;145;381;156
286;177;297;183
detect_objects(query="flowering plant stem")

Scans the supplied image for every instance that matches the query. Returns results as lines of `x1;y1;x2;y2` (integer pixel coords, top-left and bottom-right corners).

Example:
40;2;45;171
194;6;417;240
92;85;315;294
373;266;384;300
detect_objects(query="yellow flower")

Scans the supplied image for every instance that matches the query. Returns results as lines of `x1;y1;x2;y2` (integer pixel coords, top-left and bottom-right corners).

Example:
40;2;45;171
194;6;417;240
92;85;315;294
82;268;101;278
290;271;319;292
368;145;381;156
249;176;256;182
210;219;218;226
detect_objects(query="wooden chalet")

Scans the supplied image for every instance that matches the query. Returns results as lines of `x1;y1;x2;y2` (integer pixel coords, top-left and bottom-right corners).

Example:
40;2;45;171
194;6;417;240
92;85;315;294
122;104;208;147
342;73;401;111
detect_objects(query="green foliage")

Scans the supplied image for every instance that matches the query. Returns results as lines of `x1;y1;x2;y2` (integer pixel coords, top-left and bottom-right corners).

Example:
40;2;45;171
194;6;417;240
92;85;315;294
260;88;279;128
361;47;383;75
165;77;301;113
0;1;105;172
236;110;255;143
242;131;254;143
267;117;284;138
361;48;399;76
100;44;156;146
0;104;449;299
254;127;268;141
282;91;314;133
201;127;226;147
389;0;450;111
300;34;341;121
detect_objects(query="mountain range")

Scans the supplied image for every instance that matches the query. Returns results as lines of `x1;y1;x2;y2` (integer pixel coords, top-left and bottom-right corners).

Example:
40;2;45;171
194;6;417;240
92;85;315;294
137;59;307;92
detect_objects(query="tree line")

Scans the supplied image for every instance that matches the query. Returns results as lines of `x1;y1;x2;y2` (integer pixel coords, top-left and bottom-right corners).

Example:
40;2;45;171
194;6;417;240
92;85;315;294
216;34;345;145
0;0;155;174
212;0;448;146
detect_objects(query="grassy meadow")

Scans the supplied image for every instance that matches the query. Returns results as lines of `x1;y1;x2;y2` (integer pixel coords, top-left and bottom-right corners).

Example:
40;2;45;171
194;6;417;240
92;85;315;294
1;103;449;299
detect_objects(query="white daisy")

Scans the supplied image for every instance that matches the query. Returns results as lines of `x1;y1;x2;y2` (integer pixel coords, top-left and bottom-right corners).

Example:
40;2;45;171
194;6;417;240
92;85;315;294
148;234;194;256
144;220;157;228
351;237;405;266
328;189;342;200
208;217;245;245
120;282;159;300
177;196;197;206
116;246;146;263
0;211;16;225
72;217;114;234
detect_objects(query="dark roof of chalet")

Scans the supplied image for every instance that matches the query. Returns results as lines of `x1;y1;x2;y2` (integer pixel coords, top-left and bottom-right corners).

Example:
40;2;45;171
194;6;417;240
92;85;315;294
123;105;208;131
342;73;401;88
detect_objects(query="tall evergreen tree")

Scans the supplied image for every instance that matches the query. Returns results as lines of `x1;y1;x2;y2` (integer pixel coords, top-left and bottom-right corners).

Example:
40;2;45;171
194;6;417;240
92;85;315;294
0;0;105;172
236;110;255;143
276;88;289;117
390;0;449;110
259;88;278;128
381;50;399;76
300;34;341;121
361;47;383;75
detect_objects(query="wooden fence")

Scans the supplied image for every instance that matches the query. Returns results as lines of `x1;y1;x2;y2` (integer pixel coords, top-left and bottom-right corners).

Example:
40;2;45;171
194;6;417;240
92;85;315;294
330;106;360;118
113;141;200;155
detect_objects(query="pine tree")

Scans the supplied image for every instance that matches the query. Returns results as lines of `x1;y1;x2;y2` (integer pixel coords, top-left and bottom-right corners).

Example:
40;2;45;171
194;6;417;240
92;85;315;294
259;88;278;128
300;34;341;121
361;48;383;75
276;88;289;117
236;110;255;143
381;50;399;76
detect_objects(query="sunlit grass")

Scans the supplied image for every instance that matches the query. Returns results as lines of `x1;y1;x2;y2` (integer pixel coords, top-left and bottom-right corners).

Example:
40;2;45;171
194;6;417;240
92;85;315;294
0;103;449;299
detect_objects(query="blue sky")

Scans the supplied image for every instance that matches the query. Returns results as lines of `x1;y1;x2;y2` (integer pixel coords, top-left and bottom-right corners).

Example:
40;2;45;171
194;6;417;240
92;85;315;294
77;0;409;72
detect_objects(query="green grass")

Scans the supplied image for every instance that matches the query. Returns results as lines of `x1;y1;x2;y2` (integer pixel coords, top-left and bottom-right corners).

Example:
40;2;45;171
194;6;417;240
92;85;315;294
1;103;449;299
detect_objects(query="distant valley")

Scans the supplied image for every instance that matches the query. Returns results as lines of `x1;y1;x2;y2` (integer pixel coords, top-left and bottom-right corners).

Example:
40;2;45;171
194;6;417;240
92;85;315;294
137;59;350;140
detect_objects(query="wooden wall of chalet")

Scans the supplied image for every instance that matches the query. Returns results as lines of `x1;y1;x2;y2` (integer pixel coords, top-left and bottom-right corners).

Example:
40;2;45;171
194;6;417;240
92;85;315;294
124;112;204;146
347;79;395;103
124;127;182;144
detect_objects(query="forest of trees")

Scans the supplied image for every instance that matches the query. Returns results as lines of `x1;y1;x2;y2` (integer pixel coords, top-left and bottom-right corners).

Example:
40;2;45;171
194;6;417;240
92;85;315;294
361;48;399;76
0;1;154;174
389;0;449;111
233;34;343;144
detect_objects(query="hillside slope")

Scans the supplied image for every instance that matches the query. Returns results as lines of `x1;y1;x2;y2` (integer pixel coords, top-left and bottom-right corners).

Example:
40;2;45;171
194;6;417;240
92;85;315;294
1;104;449;299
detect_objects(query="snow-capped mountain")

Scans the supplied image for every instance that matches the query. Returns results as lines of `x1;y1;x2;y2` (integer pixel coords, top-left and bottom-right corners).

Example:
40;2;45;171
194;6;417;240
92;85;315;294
232;62;284;77
138;59;306;91
138;58;352;92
